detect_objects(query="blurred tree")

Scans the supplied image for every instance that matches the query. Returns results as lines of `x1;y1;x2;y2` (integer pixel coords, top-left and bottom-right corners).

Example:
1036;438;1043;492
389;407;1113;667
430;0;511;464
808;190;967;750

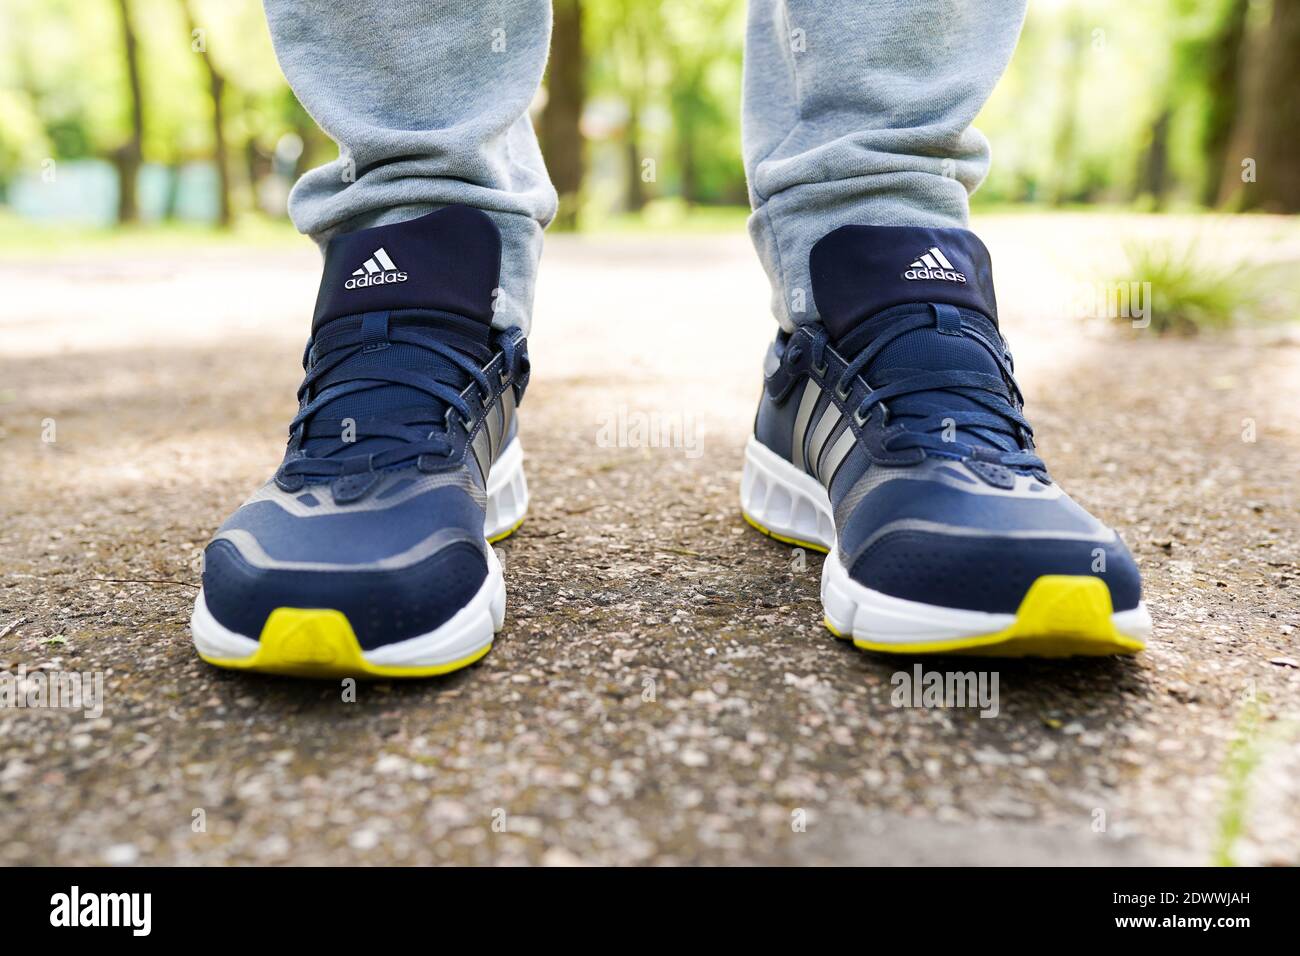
112;0;145;223
1136;109;1173;209
661;0;743;205
540;0;585;230
181;0;231;226
618;3;655;213
1239;0;1300;210
1048;13;1086;205
0;0;1291;225
1200;0;1249;206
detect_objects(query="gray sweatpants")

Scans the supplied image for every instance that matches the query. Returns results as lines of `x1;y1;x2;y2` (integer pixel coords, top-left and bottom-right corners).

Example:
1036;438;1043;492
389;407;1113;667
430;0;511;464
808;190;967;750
263;0;1027;332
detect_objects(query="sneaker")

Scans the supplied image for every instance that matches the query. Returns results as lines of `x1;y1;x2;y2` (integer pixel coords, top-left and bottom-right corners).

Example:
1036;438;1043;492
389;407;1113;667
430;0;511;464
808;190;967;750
741;225;1150;657
190;206;529;677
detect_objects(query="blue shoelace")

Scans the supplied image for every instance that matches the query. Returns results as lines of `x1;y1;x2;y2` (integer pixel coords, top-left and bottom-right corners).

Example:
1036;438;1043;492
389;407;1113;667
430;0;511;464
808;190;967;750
793;312;1045;471
279;312;518;481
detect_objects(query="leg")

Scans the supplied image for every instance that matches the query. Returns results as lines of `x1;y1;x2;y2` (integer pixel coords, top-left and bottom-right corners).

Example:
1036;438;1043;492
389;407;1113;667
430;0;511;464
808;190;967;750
263;0;556;331
742;0;1027;328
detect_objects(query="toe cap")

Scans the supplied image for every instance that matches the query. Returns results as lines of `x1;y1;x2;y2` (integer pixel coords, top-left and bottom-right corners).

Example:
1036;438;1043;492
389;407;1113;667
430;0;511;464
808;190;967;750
848;530;1142;614
201;537;488;650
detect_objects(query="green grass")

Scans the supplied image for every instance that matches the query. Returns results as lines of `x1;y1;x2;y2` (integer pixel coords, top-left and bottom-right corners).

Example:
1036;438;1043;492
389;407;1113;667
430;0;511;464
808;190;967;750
0;202;753;256
0;210;302;257
1212;699;1264;867
1211;698;1299;867
578;198;751;235
1114;237;1272;334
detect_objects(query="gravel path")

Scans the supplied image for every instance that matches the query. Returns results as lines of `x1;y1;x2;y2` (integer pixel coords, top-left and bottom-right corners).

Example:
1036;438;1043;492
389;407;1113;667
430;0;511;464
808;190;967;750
1;215;1297;865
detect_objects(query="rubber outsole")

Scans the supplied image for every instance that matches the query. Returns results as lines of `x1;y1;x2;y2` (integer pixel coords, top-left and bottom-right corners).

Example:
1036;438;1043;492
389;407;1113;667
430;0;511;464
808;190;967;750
824;573;1146;657
740;510;830;554
197;608;496;678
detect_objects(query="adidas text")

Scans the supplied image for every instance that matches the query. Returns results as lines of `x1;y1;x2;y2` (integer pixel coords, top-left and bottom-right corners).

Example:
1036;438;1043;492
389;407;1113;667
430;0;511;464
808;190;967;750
902;266;966;283
345;270;409;290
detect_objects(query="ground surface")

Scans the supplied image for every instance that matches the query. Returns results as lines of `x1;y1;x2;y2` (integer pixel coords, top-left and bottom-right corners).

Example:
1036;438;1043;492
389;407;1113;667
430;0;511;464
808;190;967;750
1;213;1298;866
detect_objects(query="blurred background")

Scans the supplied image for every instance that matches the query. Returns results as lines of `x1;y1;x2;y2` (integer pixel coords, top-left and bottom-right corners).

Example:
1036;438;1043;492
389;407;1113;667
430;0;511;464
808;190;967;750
1;0;1297;235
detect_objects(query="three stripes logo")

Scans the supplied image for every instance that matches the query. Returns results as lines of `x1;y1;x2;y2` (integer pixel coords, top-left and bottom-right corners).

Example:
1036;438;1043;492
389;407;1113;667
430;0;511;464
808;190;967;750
344;247;409;290
790;380;857;488
902;246;966;283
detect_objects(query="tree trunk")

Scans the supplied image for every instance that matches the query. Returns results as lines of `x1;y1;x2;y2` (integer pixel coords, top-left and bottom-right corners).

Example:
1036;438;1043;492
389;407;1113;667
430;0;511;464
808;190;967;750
1048;19;1086;206
1200;0;1249;207
1137;109;1173;209
162;162;183;220
1240;0;1300;211
183;0;233;227
539;0;585;231
114;0;145;224
624;103;646;214
673;71;703;206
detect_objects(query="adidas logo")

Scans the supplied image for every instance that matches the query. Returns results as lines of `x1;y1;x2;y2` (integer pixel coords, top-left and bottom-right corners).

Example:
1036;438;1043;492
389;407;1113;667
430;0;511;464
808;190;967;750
344;247;408;289
902;246;966;283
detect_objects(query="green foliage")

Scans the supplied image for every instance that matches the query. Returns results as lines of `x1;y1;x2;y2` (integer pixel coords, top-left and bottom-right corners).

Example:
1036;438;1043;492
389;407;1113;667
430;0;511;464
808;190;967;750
0;0;1292;224
1117;235;1265;334
974;0;1259;209
581;0;746;212
0;0;319;186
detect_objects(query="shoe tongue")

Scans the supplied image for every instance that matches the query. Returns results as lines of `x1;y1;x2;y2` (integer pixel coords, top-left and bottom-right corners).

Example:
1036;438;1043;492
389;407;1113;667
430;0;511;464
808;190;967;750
312;205;502;332
812;226;1013;454
809;224;998;340
303;205;502;462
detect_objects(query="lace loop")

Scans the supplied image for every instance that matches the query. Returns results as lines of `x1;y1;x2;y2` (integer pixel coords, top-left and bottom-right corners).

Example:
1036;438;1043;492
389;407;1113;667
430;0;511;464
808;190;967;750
279;316;500;481
807;314;1044;471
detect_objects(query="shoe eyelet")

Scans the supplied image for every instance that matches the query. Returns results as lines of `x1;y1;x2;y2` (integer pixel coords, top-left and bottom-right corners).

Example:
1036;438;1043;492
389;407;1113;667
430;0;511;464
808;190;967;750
499;367;510;385
853;406;870;427
834;380;851;401
812;360;828;378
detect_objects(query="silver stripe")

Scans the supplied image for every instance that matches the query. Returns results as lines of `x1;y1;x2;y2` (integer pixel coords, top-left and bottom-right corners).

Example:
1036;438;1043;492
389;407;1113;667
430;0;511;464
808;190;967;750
818;424;857;487
471;428;491;480
213;526;483;572
485;398;503;458
805;403;842;475
790;380;822;472
495;388;516;460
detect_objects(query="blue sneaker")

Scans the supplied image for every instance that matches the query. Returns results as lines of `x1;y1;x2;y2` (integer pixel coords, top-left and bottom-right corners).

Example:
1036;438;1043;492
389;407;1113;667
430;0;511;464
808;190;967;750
190;206;529;677
741;225;1150;657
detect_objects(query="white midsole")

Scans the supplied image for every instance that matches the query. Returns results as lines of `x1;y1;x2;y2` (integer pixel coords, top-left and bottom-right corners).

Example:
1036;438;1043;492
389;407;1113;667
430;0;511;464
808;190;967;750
739;436;1152;644
486;437;529;539
739;436;837;549
190;440;526;666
